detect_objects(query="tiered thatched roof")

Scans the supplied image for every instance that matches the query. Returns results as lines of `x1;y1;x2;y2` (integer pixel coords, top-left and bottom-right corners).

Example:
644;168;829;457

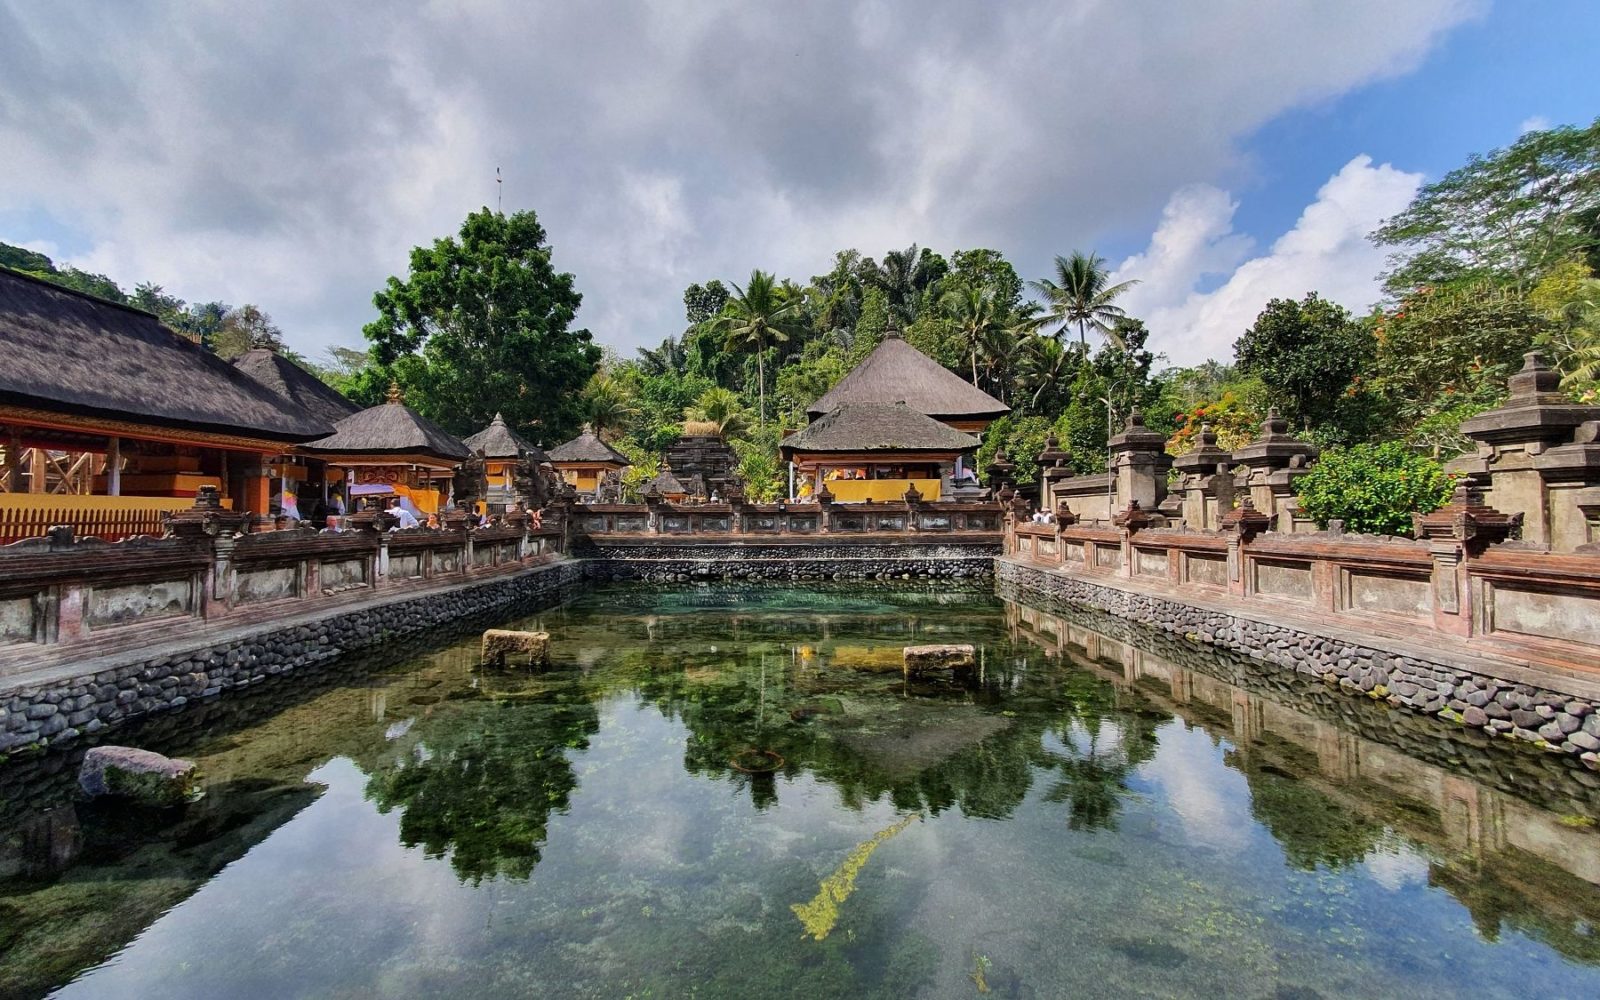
805;330;1009;421
304;389;470;463
0;267;332;441
234;348;361;428
547;425;629;466
463;412;549;463
781;402;980;455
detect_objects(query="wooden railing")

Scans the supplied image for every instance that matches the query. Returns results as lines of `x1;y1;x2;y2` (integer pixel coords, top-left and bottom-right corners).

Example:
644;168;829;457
0;494;228;544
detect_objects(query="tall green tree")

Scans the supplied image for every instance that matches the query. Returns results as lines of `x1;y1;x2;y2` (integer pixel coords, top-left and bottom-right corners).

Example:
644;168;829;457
1029;251;1138;348
1374;117;1600;295
361;208;598;439
581;372;638;441
940;285;1004;385
1234;293;1376;436
708;269;806;428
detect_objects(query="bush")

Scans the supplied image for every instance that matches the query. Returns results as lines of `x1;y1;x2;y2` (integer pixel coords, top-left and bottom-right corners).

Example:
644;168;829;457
1295;442;1455;537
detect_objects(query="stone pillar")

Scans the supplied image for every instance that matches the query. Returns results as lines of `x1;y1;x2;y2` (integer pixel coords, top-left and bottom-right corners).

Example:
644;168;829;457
1412;484;1522;637
1454;352;1600;549
1036;435;1072;512
1106;410;1171;513
1230;408;1317;532
1172;424;1233;531
815;484;834;533
1220;496;1270;597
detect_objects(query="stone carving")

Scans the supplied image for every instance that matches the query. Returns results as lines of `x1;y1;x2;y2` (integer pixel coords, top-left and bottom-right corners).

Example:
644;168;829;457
596;469;624;504
163;485;251;540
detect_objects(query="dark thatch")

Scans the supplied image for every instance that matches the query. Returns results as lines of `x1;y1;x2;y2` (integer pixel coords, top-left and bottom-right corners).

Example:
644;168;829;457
0;267;332;440
234;348;361;428
646;464;688;496
781;402;980;455
547;425;629;466
805;330;1009;421
463;412;549;463
305;396;470;462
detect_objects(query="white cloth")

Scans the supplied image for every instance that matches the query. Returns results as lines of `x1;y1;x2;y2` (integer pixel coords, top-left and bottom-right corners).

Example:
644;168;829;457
391;505;420;529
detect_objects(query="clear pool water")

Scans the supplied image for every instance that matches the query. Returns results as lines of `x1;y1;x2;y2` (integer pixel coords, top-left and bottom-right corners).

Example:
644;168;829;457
2;583;1597;998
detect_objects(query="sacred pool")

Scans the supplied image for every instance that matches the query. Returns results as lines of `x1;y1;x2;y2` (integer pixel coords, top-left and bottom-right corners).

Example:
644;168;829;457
2;583;1597;999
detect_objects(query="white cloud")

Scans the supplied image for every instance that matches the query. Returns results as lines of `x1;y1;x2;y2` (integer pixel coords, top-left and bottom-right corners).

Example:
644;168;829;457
1520;114;1552;134
0;1;1481;359
1114;155;1424;365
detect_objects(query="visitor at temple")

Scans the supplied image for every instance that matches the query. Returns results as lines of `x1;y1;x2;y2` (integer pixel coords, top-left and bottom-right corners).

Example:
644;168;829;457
388;497;420;530
424;513;441;530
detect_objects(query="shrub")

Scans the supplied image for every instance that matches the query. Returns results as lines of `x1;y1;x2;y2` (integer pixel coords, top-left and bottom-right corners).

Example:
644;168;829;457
1295;442;1455;537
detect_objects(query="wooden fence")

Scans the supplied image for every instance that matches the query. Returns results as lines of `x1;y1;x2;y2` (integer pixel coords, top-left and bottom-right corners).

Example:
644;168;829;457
0;495;224;544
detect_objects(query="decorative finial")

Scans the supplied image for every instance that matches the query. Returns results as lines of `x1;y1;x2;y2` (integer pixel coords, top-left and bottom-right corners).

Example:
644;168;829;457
386;381;404;405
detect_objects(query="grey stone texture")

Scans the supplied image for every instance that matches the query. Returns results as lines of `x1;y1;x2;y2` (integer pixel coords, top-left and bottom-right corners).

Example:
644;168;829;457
997;557;1600;766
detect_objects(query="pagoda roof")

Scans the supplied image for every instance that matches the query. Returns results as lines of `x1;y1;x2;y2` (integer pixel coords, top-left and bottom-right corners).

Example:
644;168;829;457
304;391;470;463
806;330;1009;421
234;348;361;429
0;267;332;442
547;425;630;466
781;402;980;455
463;411;548;462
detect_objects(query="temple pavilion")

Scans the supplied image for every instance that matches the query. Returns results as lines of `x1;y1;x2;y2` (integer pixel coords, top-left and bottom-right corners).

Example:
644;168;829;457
547;425;630;499
462;412;550;512
0;268;332;540
789;329;1008;501
233;348;362;519
301;386;469;515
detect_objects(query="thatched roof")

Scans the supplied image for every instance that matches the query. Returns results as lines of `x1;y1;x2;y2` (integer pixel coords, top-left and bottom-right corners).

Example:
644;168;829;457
304;392;470;462
646;464;688;496
781;402;980;455
234;348;361;428
0;267;332;441
806;330;1009;421
463;411;549;462
547;425;629;466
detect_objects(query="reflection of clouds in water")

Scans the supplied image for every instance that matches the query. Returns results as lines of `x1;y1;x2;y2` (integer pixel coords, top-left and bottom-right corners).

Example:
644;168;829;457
384;717;415;741
1139;725;1252;852
1362;842;1429;891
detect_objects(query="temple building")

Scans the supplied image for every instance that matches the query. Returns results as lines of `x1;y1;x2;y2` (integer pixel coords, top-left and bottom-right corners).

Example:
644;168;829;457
791;329;1008;500
462;412;551;512
233;348;363;520
301;386;469;515
0;268;332;540
661;424;741;499
547;425;630;499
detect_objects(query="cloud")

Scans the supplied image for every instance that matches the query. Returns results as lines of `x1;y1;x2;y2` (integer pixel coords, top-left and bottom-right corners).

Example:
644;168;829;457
1114;155;1424;365
1519;115;1552;134
0;1;1481;360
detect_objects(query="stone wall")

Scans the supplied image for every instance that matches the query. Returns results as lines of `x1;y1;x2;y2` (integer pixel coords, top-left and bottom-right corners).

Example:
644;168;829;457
0;560;586;757
996;557;1600;766
581;539;999;584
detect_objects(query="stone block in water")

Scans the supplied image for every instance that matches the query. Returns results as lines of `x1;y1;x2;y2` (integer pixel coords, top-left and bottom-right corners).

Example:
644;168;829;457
903;644;976;678
482;629;550;668
78;746;200;807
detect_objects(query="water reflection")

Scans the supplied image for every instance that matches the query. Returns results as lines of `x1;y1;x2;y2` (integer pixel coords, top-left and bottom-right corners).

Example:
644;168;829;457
0;582;1595;998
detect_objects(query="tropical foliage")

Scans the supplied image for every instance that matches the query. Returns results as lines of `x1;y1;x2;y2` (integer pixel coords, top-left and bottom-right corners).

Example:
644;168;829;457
1295;443;1456;537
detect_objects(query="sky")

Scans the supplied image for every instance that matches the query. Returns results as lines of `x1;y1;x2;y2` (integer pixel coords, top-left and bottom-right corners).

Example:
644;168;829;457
2;1;1597;369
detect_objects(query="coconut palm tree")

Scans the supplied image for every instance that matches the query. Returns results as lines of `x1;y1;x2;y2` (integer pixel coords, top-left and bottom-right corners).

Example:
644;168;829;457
581;372;637;441
1016;334;1080;411
1030;251;1139;348
684;386;753;439
709;270;807;428
870;243;943;325
940;285;1004;385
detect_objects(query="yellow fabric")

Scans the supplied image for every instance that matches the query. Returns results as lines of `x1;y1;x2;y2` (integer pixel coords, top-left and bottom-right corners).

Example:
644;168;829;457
823;478;941;502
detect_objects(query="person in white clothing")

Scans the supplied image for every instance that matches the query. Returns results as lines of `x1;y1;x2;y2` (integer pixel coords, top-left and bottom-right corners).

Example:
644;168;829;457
388;497;420;529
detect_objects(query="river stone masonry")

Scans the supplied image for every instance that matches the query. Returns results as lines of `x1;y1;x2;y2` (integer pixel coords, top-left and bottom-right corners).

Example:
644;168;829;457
0;559;586;757
580;540;998;584
997;557;1600;768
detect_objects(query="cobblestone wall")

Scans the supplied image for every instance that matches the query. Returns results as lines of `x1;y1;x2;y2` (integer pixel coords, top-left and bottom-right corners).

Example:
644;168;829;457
997;557;1600;767
0;560;587;757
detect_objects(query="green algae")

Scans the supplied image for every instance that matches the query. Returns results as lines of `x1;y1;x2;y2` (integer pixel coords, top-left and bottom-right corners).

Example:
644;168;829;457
791;813;920;941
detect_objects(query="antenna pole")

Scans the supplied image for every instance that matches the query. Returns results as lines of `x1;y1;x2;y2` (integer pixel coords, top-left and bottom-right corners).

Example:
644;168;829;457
496;166;503;214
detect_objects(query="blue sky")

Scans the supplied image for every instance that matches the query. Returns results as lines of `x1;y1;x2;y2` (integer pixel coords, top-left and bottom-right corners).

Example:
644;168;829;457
1;1;1596;366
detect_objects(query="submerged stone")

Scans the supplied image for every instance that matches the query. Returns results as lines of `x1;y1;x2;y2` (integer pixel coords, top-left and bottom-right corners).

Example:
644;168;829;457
78;746;200;807
902;643;976;678
481;629;550;668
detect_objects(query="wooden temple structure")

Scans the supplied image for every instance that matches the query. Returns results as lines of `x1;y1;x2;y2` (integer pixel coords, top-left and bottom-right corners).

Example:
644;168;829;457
789;329;1008;501
0;268;334;541
462;412;551;513
233;347;362;520
301;385;470;515
547;425;630;500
